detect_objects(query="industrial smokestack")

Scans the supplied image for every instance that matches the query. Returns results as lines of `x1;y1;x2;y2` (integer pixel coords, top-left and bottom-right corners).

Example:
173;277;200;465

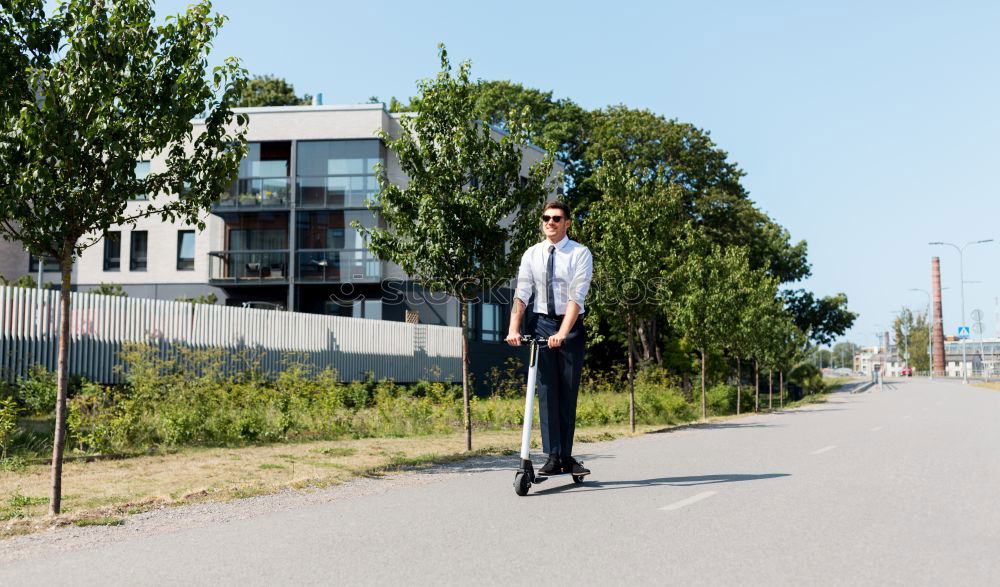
932;256;946;376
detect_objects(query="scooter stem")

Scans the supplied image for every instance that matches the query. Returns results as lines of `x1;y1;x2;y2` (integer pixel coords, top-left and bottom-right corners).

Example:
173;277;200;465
519;339;539;460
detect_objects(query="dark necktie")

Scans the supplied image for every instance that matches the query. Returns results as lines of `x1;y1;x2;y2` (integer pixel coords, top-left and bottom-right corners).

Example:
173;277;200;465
547;245;556;317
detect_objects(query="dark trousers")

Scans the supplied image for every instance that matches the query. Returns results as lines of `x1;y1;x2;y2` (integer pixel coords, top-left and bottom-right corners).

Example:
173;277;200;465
534;315;585;457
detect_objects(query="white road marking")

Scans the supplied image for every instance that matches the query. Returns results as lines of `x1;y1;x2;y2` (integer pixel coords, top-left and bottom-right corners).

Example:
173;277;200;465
812;445;837;455
660;491;717;511
871;426;884;432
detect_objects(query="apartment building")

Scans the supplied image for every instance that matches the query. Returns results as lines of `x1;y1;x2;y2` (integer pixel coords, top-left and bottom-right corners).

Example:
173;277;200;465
61;103;562;383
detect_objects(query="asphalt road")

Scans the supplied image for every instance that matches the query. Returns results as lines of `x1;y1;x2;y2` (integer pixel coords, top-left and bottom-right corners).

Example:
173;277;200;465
3;378;999;585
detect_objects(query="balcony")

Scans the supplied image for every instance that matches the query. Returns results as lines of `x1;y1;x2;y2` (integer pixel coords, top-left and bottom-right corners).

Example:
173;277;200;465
296;176;377;209
297;249;382;283
209;250;289;284
214;177;291;211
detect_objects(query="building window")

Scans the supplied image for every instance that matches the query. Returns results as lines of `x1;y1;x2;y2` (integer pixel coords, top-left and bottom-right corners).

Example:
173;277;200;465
130;160;151;200
177;230;195;271
358;299;382;320
296;139;384;208
130;230;148;271
481;302;502;342
29;254;59;272
227;213;288;251
326;298;382;320
103;231;121;271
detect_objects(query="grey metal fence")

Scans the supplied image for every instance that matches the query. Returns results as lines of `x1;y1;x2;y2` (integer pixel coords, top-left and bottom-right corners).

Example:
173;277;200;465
0;286;462;384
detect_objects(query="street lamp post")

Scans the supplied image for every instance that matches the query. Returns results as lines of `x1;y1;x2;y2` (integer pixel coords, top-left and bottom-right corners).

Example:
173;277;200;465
929;239;994;384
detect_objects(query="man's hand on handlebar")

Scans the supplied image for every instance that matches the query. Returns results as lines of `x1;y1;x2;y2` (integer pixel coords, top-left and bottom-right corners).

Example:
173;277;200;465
548;332;567;349
505;332;522;346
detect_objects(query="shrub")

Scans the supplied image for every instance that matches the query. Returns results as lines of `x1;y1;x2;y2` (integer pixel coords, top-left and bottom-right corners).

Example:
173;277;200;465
0;397;19;458
706;383;735;416
788;362;824;395
484;357;524;398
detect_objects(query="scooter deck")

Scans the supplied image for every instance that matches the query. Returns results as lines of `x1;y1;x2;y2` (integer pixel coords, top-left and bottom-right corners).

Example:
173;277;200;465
534;470;590;479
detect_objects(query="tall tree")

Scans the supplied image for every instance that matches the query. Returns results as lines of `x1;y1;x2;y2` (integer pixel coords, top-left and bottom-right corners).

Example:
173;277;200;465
729;265;781;414
893;308;929;372
582;161;679;432
783;289;858;346
580;105;810;285
751;299;795;411
0;0;247;514
470;81;588;195
236;74;311;107
666;235;752;419
357;44;553;451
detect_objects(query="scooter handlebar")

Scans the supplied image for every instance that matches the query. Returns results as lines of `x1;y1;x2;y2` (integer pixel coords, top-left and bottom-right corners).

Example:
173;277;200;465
520;335;549;347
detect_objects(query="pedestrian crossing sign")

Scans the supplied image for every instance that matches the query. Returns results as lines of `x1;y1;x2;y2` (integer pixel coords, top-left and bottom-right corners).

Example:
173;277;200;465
957;326;970;339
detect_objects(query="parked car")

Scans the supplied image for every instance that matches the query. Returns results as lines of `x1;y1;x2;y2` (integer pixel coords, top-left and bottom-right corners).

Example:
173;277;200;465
901;367;913;376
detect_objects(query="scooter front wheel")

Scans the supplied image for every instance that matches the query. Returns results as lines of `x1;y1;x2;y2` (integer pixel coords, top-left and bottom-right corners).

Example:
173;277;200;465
572;475;584;484
514;472;530;496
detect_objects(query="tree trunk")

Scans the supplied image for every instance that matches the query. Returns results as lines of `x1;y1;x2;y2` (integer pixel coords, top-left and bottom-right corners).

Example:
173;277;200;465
736;356;741;415
768;368;773;410
49;257;72;515
637;320;651;363
754;360;759;412
459;299;472;451
652;317;663;366
627;315;636;433
780;369;784;408
700;348;707;420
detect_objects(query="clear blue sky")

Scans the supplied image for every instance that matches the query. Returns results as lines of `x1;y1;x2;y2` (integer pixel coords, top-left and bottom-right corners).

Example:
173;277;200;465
153;0;1000;346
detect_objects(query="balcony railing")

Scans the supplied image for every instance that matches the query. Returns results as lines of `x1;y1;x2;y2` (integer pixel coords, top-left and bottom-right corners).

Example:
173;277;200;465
296;176;377;209
297;249;382;283
214;177;291;210
209;250;289;283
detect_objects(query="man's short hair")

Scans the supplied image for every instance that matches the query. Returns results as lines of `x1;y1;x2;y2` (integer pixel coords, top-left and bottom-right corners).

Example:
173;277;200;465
543;200;571;219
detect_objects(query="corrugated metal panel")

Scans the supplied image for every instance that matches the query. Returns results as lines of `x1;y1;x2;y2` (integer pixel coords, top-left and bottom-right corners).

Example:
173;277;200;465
0;286;462;384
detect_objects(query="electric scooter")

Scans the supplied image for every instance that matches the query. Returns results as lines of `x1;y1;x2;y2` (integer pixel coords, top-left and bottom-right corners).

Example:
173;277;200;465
513;335;589;496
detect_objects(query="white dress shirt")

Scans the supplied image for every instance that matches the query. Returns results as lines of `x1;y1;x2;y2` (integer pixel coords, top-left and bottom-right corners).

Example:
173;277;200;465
514;236;593;315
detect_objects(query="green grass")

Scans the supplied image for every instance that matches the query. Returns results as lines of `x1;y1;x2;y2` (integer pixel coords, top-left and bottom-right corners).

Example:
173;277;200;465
73;516;125;527
0;492;49;520
259;463;287;470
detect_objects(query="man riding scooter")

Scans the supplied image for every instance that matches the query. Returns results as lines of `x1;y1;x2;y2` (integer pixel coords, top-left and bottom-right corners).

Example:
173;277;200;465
506;201;593;477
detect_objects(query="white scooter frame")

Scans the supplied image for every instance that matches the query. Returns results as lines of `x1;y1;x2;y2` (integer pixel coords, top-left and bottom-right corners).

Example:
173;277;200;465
513;335;586;496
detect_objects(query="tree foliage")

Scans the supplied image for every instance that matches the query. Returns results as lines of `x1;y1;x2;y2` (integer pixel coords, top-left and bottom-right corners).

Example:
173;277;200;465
582;160;680;430
236;74;310;107
893;307;929;371
666;235;759;418
356;44;554;451
782;289;858;346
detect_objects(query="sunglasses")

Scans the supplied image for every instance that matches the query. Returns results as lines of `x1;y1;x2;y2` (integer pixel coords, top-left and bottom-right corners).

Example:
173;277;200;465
541;214;564;223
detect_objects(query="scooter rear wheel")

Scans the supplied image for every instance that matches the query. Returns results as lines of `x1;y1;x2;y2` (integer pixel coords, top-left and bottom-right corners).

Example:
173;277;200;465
514;472;530;496
572;475;584;484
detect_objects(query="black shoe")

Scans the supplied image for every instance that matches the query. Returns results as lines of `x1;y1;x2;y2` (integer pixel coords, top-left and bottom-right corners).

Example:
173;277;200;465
562;456;590;475
538;455;561;475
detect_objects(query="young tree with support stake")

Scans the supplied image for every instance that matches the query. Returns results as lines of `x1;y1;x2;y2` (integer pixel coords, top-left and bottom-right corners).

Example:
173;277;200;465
357;45;554;451
666;235;751;419
582;161;679;432
728;265;781;414
0;0;247;514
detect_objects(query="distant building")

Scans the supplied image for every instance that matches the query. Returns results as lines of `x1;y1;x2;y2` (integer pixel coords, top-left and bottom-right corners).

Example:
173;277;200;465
854;337;1000;378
